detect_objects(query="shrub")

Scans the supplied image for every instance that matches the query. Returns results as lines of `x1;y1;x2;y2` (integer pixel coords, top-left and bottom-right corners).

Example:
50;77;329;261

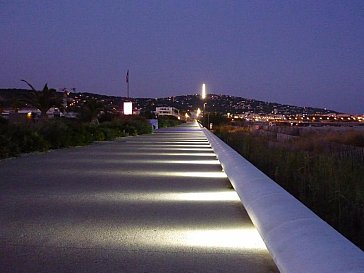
0;116;8;125
99;126;119;140
39;120;72;148
0;124;48;158
126;116;152;135
18;130;49;153
87;126;106;141
109;116;152;135
68;123;94;146
158;116;182;128
0;127;20;158
0;116;152;159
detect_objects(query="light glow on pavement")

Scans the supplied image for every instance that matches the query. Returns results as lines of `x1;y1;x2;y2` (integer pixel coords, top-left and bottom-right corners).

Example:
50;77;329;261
59;169;227;178
5;223;267;252
84;152;217;157
129;147;213;151
6;191;241;204
183;228;266;250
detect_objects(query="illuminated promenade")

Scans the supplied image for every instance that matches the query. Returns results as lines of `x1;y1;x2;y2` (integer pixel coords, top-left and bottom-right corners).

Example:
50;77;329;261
0;122;278;273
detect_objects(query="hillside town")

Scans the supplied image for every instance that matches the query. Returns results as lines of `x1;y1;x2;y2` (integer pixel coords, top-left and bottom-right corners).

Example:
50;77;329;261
1;88;363;127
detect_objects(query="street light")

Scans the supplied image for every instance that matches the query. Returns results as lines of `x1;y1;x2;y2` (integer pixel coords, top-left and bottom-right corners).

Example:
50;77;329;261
201;83;207;127
185;113;190;121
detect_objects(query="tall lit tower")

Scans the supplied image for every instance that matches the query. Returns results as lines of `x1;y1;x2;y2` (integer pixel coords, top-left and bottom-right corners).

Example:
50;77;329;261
201;83;206;99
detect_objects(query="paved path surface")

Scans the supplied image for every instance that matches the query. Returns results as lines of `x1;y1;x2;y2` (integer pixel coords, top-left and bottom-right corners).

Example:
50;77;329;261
0;122;279;273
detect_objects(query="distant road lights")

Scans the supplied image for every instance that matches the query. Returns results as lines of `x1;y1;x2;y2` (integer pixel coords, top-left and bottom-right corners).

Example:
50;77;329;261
197;108;201;117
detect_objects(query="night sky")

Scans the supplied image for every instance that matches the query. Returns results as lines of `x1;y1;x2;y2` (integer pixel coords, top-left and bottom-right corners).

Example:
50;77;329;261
1;1;363;113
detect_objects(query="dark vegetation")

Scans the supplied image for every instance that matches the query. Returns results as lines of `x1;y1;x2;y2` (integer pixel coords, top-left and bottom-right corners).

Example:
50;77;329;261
0;116;153;159
214;124;364;250
20;80;63;119
157;116;182;128
200;112;228;128
0;80;184;159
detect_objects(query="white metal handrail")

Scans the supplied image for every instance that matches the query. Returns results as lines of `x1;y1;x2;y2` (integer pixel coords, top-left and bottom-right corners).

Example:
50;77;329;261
203;128;364;273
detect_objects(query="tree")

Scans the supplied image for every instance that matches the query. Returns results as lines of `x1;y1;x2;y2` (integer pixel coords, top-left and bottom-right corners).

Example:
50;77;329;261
0;96;4;114
79;98;104;124
202;112;227;127
21;80;62;119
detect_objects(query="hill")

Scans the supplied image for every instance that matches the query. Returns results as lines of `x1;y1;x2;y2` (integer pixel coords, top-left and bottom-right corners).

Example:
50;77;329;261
0;88;336;115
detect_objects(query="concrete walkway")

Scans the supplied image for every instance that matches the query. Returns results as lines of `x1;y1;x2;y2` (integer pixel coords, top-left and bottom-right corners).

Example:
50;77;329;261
0;122;279;273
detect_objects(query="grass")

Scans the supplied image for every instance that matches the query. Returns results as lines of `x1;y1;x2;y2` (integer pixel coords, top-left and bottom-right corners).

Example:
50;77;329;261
215;124;364;250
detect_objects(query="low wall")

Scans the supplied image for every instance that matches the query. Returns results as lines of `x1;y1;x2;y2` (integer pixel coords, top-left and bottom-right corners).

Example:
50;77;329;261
203;128;364;273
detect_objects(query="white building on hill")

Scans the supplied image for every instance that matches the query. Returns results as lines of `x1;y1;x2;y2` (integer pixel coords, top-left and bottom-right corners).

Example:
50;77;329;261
155;107;180;119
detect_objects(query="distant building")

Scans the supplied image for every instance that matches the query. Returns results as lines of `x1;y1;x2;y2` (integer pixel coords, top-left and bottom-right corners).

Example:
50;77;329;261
155;107;180;119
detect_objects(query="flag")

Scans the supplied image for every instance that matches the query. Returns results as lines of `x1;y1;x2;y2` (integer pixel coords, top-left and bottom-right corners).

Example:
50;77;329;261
126;70;129;83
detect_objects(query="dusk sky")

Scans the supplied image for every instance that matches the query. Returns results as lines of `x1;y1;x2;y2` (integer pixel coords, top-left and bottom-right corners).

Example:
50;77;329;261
1;1;363;113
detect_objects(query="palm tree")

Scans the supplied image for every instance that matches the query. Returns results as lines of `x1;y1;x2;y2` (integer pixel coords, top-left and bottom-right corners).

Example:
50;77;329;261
79;98;104;124
21;80;62;119
0;96;4;114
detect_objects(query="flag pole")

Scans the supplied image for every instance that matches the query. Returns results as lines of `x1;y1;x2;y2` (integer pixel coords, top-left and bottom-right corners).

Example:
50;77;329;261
126;70;130;98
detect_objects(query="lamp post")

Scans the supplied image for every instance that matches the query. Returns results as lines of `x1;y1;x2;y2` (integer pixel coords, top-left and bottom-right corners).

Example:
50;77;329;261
201;83;207;127
203;102;207;123
197;108;201;118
